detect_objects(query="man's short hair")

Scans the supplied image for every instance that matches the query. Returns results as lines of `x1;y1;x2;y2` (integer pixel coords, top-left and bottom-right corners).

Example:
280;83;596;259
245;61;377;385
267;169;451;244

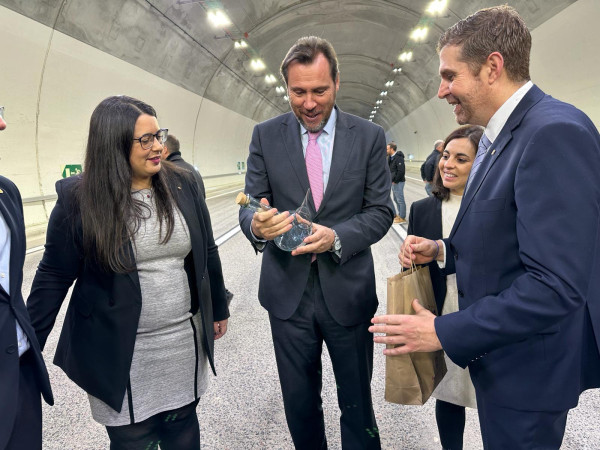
437;5;531;83
434;140;444;149
280;36;339;85
388;142;397;151
165;134;180;154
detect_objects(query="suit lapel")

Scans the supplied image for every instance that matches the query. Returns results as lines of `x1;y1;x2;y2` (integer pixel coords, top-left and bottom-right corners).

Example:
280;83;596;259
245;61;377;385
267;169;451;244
281;114;310;200
450;85;546;237
0;186;24;301
319;110;354;216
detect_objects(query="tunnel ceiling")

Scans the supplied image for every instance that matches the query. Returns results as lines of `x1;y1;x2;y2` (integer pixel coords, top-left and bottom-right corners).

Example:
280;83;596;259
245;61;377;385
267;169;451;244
2;0;576;130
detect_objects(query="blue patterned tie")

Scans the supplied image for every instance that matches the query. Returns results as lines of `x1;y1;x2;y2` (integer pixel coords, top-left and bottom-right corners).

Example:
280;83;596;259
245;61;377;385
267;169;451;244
464;133;492;194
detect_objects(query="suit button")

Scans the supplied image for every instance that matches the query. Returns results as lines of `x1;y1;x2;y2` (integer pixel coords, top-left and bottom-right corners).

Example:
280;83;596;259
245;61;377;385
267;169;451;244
6;345;16;354
454;252;458;260
457;290;464;297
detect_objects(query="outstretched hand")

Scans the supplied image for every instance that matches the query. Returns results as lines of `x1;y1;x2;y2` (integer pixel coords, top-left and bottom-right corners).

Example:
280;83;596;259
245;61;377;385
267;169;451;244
399;235;442;268
369;299;441;355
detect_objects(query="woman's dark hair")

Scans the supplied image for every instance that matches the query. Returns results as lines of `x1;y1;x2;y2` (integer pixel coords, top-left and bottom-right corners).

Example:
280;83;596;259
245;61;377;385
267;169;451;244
76;95;176;273
432;125;484;201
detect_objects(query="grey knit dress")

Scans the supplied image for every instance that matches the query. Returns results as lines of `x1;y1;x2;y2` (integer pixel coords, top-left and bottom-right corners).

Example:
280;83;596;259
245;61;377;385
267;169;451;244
88;189;210;426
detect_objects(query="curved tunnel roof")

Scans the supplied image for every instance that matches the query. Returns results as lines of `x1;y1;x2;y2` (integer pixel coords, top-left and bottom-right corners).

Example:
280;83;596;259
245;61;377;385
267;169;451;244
2;0;576;130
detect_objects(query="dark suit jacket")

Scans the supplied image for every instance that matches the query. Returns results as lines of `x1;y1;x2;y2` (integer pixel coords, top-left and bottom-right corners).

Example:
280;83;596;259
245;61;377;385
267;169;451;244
435;85;600;411
27;171;228;412
0;176;52;449
167;151;206;199
407;195;446;314
239;108;394;326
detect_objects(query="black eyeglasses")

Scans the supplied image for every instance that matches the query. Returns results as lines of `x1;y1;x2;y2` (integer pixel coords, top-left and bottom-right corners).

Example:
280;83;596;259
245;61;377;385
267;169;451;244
133;128;168;150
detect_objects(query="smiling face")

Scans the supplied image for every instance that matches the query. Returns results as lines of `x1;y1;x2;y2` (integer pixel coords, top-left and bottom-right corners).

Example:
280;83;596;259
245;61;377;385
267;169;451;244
438;136;477;196
129;114;163;189
287;53;339;132
438;45;492;127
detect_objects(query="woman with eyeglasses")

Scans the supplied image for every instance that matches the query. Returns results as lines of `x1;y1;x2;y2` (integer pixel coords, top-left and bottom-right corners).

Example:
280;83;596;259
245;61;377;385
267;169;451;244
27;95;229;449
404;125;483;450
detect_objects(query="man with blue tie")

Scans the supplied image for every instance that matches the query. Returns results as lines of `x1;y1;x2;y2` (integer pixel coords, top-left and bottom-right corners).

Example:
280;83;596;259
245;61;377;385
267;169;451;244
240;36;393;449
0;106;53;449
371;6;600;449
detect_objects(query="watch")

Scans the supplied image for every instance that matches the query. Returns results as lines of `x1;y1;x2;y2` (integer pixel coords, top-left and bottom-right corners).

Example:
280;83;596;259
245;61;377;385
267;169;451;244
330;230;341;252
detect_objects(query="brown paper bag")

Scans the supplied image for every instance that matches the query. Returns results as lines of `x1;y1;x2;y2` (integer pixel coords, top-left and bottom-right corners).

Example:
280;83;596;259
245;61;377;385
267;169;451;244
384;265;447;405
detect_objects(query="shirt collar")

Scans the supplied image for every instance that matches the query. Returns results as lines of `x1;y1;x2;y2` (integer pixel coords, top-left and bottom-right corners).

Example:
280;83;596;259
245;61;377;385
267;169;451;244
301;106;337;136
485;80;533;143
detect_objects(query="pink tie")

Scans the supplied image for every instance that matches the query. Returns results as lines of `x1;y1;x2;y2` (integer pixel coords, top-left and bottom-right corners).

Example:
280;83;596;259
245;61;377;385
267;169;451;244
306;131;324;210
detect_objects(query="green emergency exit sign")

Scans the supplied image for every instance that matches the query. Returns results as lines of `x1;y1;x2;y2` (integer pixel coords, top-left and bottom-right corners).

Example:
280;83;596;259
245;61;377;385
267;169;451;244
62;164;82;178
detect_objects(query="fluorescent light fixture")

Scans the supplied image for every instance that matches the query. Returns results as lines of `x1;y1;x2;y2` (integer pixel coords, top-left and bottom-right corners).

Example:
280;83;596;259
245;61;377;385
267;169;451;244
207;10;231;27
250;59;266;71
376;100;382;105
283;95;289;101
380;91;388;96
265;74;277;84
234;40;248;49
393;67;402;74
426;0;447;15
385;80;394;87
410;27;428;41
399;51;413;62
275;86;285;94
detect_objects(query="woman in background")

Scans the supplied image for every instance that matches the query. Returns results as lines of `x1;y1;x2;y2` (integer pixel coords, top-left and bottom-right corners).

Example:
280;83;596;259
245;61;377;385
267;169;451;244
405;125;483;449
27;96;229;449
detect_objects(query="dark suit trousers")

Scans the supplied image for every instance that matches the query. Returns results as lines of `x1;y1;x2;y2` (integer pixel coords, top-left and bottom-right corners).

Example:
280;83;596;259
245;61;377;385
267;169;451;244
5;350;42;450
269;264;381;450
476;392;568;449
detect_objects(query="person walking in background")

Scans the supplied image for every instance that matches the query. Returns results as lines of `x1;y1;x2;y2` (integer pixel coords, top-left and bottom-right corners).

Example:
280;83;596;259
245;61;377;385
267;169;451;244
372;6;600;449
421;140;444;196
0;106;53;450
163;133;234;305
163;134;206;198
240;36;393;449
387;142;406;223
27;96;229;449
406;125;482;449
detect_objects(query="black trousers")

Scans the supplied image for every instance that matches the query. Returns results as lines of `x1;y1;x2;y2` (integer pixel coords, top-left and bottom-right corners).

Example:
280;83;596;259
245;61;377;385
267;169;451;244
269;264;381;449
106;399;200;450
435;399;466;450
5;350;43;450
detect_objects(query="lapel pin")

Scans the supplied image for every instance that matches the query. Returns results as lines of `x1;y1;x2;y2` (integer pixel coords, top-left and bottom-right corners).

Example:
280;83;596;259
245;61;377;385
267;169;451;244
177;186;182;190
0;189;4;194
491;149;496;155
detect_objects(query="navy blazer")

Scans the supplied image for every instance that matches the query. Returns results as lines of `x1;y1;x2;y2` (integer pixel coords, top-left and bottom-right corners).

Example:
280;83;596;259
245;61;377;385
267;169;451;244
0;176;52;449
407;195;446;314
239;108;394;326
27;170;229;412
435;85;600;411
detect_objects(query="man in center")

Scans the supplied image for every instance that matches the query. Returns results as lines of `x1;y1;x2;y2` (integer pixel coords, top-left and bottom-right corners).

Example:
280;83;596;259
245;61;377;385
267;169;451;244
239;36;393;449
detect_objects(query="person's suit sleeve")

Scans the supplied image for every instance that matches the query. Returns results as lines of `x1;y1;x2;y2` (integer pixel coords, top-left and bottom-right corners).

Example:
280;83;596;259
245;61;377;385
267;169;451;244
239;124;271;253
436;118;600;368
193;170;207;200
27;181;81;350
333;127;394;264
196;187;229;321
